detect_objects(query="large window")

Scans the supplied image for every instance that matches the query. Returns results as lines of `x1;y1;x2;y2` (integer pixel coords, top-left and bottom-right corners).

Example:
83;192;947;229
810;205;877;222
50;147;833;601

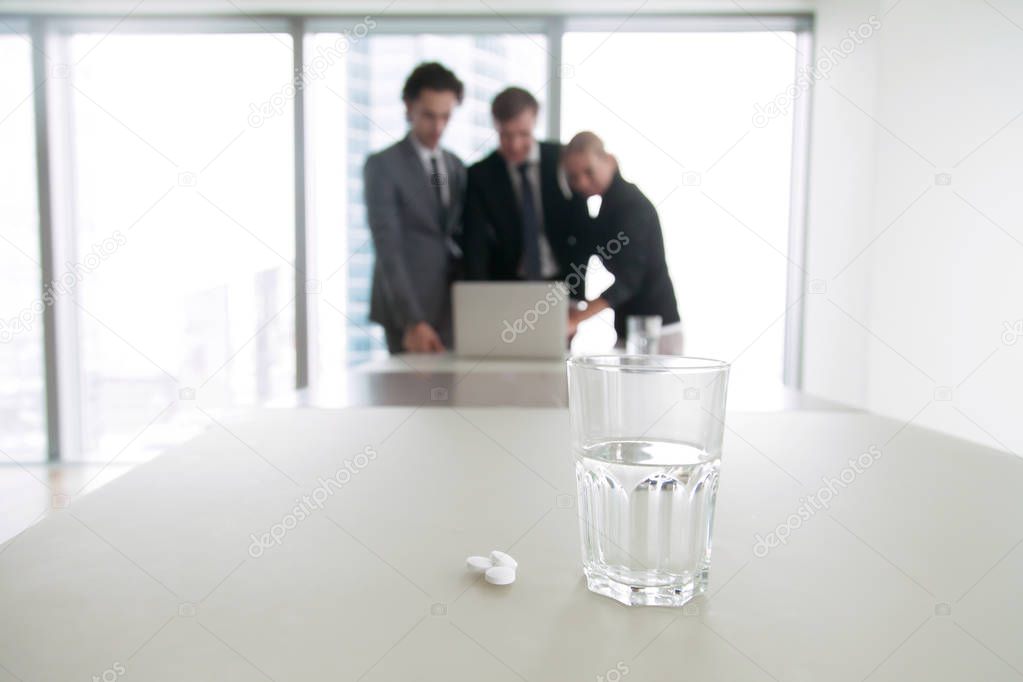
562;30;799;384
0;14;810;462
60;29;296;462
0;30;46;463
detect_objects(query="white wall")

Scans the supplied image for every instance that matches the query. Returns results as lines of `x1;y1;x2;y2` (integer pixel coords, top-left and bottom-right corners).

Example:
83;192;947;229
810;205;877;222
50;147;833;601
860;0;1023;452
804;0;1023;454
801;0;883;408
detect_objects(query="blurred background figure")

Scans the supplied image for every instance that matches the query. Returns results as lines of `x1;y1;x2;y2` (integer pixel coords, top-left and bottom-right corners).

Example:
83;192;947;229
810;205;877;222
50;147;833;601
462;87;588;289
562;131;683;353
363;62;467;353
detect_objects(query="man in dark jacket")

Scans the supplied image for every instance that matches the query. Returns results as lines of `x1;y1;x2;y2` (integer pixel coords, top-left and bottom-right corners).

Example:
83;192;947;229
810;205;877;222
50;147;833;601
561;131;681;347
462;87;588;287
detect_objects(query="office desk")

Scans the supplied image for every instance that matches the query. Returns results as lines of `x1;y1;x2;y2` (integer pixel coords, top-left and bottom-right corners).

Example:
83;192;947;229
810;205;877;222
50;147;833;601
288;353;850;411
2;407;1020;681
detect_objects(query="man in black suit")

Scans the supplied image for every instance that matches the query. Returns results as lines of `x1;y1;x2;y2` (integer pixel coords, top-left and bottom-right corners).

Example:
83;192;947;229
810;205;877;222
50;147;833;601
462;87;588;288
561;131;682;348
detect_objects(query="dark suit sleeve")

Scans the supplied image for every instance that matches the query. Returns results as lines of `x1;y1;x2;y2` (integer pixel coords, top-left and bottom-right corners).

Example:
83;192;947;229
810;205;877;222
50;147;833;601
364;153;425;329
600;200;656;309
461;168;492;280
565;195;592;300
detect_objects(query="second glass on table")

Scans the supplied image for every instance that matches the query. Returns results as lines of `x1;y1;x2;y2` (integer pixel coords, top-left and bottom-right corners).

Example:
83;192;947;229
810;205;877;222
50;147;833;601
625;315;662;355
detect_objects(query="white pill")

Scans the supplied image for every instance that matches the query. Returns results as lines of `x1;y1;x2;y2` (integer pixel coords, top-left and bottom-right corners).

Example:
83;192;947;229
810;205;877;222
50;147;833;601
466;556;493;573
489;550;518;569
484;565;516;586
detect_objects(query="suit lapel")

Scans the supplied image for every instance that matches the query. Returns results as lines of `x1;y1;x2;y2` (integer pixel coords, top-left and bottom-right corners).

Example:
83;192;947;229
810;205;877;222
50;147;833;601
538;143;566;242
489;153;522;251
399;134;444;233
441;150;463;237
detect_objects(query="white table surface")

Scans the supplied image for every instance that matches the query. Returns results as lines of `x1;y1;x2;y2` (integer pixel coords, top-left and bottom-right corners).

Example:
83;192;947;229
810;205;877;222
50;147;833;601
2;407;1021;681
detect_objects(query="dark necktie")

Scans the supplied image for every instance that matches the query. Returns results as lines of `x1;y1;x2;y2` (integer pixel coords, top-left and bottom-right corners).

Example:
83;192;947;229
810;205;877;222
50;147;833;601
518;162;542;280
430;156;448;231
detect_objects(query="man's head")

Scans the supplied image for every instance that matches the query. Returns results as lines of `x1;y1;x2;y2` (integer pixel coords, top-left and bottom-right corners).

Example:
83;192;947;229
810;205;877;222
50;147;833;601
491;87;539;166
402;62;464;150
562;131;617;197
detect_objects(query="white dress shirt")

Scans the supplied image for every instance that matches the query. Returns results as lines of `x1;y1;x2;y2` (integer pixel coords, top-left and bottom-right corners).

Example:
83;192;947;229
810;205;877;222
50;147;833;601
409;133;450;208
506;140;558;279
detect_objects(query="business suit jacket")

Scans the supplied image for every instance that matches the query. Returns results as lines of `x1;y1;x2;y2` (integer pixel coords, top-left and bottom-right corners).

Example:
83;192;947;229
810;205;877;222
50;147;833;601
363;134;466;351
586;170;681;341
462;141;589;293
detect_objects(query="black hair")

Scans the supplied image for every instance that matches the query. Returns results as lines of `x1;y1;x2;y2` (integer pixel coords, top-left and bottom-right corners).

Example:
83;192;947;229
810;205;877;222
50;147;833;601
402;62;465;104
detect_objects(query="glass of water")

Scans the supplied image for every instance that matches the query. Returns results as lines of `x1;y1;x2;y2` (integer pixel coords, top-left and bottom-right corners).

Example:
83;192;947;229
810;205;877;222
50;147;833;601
625;315;662;354
567;355;730;607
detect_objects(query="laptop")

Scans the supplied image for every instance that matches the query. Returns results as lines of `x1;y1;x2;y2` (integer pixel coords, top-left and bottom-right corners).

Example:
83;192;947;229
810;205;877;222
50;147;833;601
452;281;569;359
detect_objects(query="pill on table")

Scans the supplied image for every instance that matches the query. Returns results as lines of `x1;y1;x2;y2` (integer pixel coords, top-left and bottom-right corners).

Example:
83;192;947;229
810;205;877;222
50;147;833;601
484;565;516;586
489;550;518;569
466;556;493;573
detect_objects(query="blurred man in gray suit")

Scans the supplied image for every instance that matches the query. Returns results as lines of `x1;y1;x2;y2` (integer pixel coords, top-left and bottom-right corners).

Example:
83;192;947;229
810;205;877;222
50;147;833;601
364;62;467;353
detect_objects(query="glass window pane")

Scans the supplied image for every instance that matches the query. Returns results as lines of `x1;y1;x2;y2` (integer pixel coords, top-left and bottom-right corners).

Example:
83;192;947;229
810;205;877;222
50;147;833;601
562;32;798;384
0;34;46;462
305;32;549;379
66;32;295;462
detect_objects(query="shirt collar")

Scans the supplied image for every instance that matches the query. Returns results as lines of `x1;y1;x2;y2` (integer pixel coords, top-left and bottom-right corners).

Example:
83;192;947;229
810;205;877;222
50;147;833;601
408;133;441;164
505;139;541;173
526;139;540;164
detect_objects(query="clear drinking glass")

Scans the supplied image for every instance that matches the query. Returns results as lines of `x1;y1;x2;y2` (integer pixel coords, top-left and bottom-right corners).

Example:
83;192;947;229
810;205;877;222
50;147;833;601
567;355;730;607
625;315;662;354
